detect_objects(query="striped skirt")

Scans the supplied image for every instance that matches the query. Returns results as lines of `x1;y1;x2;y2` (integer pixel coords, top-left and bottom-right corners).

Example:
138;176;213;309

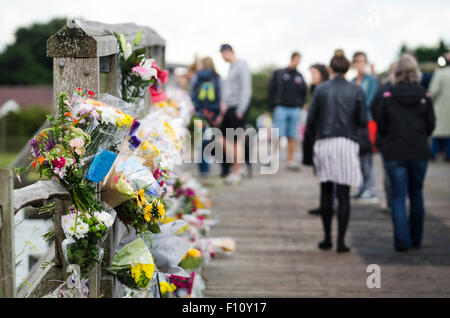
313;137;362;187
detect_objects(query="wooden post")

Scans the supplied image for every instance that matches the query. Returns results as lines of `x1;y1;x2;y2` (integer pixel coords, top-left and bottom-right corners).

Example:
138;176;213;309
46;18;166;298
0;169;15;298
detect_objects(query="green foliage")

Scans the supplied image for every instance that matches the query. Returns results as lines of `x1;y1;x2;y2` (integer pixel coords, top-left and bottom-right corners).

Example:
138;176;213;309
399;39;449;63
3;106;49;152
0;18;66;85
66;235;102;275
247;65;277;126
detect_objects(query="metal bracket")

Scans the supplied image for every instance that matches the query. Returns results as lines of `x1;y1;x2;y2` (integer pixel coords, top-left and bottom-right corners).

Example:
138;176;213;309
100;56;111;73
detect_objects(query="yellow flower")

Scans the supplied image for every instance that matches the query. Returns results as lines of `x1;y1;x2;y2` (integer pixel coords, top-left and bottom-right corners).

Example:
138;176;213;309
133;189;146;208
188;248;202;258
143;205;152;222
130;264;142;283
182;248;201;261
141;263;155;280
130;263;155;284
157;203;165;221
193;196;204;209
116;113;133;128
160;281;176;294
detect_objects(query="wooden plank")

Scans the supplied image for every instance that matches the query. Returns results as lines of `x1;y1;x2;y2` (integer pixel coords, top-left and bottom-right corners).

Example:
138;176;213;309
13;180;70;214
0;169;15;298
17;243;62;298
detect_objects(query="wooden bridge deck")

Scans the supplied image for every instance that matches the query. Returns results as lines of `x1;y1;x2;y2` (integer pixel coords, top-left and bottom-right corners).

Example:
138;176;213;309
199;155;450;297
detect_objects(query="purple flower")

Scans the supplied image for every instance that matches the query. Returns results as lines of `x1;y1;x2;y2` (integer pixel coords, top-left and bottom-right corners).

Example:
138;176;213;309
29;138;41;157
129;120;141;136
129;135;142;149
45;134;57;151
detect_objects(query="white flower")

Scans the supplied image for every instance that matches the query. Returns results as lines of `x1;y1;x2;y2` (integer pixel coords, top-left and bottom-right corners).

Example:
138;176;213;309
62;214;89;239
97;106;120;125
94;211;115;228
141;59;158;80
124;43;133;61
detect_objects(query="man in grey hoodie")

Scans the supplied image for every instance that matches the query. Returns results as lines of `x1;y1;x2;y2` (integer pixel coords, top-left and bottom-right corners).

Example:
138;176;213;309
218;44;252;184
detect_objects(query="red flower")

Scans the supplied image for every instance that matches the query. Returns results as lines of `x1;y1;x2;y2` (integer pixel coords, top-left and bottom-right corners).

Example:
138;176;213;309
52;157;66;169
87;90;95;97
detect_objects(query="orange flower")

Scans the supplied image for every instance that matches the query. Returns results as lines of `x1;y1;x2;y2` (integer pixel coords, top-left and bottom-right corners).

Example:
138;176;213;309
64;112;72;117
37;156;45;165
32;161;37;168
41;131;47;137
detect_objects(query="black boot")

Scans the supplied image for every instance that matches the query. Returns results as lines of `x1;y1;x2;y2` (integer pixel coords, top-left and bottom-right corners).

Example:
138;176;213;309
336;185;351;253
318;209;333;250
309;207;322;216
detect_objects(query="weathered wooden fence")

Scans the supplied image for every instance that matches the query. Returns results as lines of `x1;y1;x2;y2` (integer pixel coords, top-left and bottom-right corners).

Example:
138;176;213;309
0;18;165;298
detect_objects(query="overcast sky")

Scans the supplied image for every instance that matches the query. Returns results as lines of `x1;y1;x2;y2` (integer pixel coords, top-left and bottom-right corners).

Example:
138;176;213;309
1;0;449;81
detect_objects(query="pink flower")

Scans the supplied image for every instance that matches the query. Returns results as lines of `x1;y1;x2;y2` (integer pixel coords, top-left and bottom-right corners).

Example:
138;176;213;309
131;65;148;75
69;138;84;148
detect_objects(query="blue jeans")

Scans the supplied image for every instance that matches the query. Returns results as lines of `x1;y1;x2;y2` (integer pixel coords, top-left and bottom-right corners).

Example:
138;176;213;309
359;152;376;196
273;106;301;138
431;137;450;159
384;159;428;250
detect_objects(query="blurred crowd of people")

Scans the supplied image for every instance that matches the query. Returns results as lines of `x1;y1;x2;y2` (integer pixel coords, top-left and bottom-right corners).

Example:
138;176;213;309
169;44;450;254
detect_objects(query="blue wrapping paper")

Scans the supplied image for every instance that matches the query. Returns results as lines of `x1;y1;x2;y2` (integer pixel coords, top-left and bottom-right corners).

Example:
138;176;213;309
86;149;118;183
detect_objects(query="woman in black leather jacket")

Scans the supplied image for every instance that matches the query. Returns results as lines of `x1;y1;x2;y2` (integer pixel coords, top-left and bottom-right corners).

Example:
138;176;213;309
306;49;368;253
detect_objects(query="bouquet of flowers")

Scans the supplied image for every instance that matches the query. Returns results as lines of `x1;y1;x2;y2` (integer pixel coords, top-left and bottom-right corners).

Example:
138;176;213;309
18;93;103;213
114;184;166;238
178;248;203;271
100;151;161;208
61;207;115;275
114;31;158;104
105;238;156;290
70;90;138;183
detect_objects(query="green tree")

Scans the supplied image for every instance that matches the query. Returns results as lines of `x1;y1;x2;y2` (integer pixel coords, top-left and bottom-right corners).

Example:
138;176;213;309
247;65;277;126
0;18;66;85
398;39;449;63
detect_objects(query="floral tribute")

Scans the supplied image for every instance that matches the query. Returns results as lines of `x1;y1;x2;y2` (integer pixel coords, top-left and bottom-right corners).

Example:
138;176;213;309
105;238;156;290
114;185;166;238
62;207;115;275
114;31;158;103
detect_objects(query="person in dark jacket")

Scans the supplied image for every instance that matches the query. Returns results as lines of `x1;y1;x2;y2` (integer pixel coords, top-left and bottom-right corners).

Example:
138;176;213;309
307;49;368;253
269;52;307;171
190;57;223;177
372;54;436;252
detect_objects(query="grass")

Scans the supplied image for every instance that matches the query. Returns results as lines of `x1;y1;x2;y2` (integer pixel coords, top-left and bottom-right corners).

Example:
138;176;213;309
0;152;18;168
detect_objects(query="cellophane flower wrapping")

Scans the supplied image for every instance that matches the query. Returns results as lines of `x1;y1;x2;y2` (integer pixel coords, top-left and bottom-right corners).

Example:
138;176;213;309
105;238;156;290
146;219;190;277
61;207;116;276
70;92;138;183
100;142;161;208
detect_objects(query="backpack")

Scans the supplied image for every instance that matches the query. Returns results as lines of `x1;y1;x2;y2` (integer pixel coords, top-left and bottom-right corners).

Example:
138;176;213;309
194;74;220;113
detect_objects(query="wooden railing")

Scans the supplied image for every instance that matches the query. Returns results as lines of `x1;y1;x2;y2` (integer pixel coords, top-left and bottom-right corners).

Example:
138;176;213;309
0;18;165;298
